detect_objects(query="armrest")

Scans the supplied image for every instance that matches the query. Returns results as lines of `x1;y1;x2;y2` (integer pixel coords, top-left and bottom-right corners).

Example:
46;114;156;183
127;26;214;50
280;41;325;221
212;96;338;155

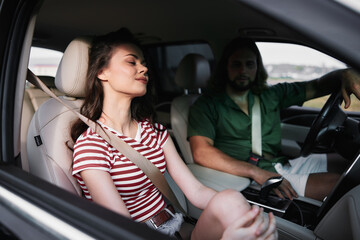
187;163;250;192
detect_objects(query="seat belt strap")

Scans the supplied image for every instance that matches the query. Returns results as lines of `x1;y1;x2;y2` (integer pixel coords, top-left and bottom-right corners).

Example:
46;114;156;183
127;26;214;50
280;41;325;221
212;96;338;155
250;95;262;165
27;69;186;215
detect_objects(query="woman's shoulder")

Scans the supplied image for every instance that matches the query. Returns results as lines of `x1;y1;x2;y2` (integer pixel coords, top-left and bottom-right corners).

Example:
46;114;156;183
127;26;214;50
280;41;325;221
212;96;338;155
139;119;165;130
74;127;107;148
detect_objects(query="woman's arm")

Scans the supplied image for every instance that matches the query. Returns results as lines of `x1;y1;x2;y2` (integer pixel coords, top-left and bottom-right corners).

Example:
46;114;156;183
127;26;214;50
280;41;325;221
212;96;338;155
163;137;217;210
80;169;131;218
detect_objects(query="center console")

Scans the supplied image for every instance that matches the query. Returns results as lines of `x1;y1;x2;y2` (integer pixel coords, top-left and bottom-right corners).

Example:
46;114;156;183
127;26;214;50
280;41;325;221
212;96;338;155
241;184;320;229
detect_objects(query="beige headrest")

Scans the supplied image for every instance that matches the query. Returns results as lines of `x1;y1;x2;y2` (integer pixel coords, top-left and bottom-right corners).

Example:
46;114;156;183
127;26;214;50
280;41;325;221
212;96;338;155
174;53;210;90
55;37;91;98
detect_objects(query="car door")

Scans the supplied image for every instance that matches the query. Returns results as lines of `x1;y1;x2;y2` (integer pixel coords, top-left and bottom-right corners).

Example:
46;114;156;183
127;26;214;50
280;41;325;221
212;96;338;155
255;40;360;158
0;1;168;239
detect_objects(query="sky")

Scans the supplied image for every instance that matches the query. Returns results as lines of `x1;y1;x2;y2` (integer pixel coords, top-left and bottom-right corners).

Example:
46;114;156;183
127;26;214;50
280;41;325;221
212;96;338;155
256;0;360;69
257;43;346;68
30;47;63;60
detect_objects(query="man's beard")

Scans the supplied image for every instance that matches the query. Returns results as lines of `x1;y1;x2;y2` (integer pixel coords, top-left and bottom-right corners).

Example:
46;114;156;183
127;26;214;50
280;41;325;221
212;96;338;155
228;78;254;92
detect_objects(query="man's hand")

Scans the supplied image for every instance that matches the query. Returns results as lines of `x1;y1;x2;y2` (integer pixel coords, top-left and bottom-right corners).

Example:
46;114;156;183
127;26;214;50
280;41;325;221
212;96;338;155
253;168;298;200
341;69;360;109
273;178;297;200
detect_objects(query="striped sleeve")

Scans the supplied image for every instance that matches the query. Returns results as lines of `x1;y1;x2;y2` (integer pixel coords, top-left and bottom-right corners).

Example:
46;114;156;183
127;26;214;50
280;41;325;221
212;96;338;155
154;122;169;148
72;129;113;175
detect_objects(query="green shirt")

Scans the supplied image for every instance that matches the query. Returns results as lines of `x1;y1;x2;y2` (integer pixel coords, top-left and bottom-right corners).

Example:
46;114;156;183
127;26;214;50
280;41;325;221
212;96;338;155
187;82;307;172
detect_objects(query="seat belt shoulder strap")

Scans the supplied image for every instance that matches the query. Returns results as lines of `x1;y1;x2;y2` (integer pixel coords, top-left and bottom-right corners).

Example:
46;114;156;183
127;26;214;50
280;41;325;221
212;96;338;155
26;69;186;214
251;95;262;156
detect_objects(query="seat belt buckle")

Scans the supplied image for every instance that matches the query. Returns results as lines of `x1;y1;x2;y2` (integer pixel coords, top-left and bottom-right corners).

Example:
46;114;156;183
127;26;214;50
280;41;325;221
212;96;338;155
248;153;262;166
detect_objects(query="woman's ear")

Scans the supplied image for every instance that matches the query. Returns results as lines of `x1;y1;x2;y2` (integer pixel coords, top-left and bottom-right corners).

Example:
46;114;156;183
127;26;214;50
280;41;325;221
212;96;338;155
97;70;108;81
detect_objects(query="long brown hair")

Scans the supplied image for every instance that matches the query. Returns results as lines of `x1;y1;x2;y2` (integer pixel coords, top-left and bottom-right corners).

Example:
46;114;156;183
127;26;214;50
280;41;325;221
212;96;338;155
210;37;268;94
70;28;156;142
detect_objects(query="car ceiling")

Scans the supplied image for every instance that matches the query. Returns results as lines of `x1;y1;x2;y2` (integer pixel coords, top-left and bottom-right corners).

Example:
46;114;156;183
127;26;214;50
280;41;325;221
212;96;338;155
33;0;360;69
33;0;303;51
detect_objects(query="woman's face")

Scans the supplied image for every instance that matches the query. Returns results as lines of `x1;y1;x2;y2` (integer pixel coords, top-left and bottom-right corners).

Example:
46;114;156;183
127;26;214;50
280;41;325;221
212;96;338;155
97;43;148;97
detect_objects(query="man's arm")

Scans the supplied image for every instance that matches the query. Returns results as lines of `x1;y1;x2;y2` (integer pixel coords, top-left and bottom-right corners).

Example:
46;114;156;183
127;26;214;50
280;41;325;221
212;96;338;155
189;135;297;199
306;69;360;108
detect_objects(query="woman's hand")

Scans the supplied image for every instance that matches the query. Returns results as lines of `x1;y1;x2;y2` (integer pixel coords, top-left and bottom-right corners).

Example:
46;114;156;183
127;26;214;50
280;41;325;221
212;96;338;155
221;205;278;240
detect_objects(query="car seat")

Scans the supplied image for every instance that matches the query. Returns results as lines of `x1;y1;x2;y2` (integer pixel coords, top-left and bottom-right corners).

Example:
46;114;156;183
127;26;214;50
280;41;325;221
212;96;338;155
170;53;210;164
170;54;250;194
21;76;62;172
26;38;90;196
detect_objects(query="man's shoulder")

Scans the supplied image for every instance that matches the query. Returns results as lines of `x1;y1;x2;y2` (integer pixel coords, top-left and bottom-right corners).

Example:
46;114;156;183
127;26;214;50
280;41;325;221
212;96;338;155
196;92;226;104
266;81;307;91
261;81;306;96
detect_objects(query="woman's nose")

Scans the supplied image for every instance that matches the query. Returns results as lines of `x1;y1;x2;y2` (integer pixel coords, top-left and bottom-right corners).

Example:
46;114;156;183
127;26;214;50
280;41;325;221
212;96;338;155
139;65;148;74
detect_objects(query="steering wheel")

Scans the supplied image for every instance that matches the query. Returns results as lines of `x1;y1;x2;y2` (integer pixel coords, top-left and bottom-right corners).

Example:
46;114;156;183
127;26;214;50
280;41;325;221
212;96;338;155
300;89;347;157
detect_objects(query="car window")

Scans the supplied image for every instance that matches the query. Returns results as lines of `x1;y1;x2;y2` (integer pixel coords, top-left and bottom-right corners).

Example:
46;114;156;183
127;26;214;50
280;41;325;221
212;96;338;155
334;0;360;13
144;43;214;104
28;47;63;77
257;42;358;112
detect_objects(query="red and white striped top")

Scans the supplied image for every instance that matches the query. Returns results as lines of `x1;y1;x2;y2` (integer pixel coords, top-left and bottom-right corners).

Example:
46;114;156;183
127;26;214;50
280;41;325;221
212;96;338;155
72;120;169;222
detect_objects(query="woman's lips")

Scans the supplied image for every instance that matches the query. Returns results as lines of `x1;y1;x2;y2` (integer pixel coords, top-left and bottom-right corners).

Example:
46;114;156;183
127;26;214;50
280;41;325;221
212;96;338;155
136;77;148;84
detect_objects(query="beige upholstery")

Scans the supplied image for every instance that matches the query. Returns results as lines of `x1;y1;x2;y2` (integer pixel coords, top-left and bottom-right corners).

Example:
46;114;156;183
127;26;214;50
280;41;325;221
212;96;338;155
171;54;250;195
170;54;209;164
27;37;91;195
21;76;62;172
26;76;63;110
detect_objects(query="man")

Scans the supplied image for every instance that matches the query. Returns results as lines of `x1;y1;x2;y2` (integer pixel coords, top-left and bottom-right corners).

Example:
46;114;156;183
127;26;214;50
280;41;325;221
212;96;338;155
187;38;360;201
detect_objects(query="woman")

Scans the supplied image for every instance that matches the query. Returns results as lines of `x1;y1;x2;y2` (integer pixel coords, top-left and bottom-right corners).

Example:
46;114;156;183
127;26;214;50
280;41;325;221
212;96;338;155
71;28;277;240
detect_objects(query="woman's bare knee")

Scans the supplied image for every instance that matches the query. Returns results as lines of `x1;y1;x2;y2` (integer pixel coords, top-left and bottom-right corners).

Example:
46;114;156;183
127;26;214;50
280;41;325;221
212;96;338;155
193;190;253;239
207;189;250;227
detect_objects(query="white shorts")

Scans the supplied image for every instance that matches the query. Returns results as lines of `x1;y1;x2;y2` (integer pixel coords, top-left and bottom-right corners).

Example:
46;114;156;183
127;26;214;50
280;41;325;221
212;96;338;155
274;154;327;196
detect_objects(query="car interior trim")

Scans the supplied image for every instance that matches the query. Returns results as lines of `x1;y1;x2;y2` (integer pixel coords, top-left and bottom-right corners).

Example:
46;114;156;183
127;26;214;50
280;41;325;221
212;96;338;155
0;184;95;240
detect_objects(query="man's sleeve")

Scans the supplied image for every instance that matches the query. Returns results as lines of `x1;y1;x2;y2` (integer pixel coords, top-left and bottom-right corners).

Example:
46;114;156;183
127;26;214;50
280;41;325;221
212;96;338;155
272;81;307;109
187;96;217;141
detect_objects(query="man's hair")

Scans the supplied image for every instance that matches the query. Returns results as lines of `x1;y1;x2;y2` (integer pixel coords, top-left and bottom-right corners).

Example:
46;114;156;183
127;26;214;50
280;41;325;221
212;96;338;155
210;37;268;94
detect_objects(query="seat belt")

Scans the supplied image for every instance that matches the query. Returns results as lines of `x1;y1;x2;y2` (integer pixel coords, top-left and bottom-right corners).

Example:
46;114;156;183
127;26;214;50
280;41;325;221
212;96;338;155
249;95;262;165
26;69;186;215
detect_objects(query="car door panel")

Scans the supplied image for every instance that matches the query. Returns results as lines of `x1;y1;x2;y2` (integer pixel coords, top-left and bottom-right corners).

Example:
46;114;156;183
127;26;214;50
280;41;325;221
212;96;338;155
280;106;317;157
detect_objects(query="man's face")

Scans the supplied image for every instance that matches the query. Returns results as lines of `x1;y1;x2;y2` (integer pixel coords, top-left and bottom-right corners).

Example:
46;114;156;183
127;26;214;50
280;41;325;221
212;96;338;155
227;48;257;92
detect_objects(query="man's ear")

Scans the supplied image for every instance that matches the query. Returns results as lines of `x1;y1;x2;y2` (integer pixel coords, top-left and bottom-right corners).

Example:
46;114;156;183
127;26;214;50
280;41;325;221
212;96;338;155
97;70;108;81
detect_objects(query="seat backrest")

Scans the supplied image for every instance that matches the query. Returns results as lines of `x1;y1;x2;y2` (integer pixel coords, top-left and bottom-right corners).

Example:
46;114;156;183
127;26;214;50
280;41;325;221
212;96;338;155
170;53;210;163
27;38;90;195
21;76;62;172
26;76;63;111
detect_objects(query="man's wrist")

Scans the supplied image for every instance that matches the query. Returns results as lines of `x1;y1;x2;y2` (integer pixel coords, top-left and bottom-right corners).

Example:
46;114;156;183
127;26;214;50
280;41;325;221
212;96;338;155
247;163;261;180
